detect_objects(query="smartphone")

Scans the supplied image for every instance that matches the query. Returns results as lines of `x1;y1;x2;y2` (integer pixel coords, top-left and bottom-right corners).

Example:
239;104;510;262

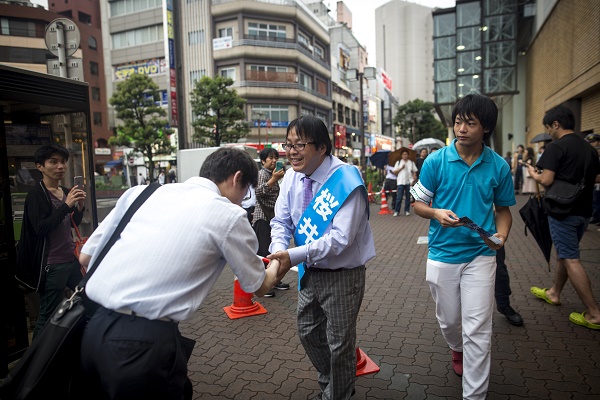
73;176;84;189
275;161;284;172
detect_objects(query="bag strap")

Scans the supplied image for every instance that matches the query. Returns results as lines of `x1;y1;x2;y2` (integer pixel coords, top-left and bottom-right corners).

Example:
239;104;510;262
70;212;83;241
79;183;161;287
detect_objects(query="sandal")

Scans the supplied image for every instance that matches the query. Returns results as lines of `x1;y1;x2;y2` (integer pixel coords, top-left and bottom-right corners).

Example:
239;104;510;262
530;286;561;305
569;312;600;330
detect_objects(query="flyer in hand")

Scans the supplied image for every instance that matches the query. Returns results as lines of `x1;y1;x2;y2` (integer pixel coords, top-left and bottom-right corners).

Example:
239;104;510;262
459;217;502;245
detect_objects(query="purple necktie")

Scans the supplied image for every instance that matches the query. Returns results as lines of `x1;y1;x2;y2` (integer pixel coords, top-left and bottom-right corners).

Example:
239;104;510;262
302;176;313;211
298;176;312;290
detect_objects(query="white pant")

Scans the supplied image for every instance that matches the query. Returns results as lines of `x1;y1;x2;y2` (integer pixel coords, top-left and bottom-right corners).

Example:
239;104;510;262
426;256;496;400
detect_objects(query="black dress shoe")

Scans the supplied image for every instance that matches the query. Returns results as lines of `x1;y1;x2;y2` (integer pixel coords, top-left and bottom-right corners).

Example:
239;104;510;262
498;306;524;326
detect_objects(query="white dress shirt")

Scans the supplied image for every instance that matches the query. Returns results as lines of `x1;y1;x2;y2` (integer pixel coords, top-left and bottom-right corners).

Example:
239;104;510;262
270;155;376;270
82;177;266;322
395;159;417;185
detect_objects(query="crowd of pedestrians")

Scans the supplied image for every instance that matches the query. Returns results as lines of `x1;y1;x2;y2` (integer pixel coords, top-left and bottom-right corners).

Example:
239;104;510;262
12;97;599;400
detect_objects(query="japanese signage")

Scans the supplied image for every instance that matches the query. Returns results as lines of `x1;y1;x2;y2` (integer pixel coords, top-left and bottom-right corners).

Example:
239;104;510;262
213;36;233;51
114;59;167;81
165;0;178;127
381;69;392;92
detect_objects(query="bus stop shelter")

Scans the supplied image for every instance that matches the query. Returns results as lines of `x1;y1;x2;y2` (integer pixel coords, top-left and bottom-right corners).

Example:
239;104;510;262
0;64;97;374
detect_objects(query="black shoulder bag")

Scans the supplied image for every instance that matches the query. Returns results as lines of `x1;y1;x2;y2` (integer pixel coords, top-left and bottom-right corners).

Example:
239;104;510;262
0;183;161;400
543;178;585;216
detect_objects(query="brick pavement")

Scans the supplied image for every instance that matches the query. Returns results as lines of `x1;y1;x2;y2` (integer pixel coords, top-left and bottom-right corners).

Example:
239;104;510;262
182;195;600;399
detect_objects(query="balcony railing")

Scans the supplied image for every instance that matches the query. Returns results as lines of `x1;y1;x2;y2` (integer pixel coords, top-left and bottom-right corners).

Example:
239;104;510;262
236;37;330;70
233;80;330;102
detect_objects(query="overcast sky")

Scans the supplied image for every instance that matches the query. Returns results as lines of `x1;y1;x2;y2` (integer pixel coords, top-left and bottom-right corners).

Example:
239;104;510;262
334;0;456;62
30;0;456;62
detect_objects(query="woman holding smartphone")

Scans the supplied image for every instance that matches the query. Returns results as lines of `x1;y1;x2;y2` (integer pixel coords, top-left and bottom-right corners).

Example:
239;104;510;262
252;148;288;297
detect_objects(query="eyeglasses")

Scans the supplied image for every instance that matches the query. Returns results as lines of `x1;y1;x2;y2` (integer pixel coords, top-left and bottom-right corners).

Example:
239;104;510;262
282;142;316;151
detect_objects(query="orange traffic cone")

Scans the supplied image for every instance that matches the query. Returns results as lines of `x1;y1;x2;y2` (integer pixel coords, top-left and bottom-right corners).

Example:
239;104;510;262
355;347;380;376
223;277;268;319
378;188;393;215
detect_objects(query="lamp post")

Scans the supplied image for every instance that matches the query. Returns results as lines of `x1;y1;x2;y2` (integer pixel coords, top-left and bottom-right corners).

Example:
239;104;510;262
252;111;266;148
347;66;377;171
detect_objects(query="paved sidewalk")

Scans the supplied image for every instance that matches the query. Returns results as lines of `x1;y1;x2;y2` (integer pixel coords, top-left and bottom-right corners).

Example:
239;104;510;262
182;195;600;399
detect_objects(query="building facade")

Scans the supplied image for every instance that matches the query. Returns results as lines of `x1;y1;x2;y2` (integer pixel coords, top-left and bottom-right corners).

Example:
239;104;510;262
48;0;112;173
432;0;524;154
525;0;600;140
0;1;113;165
206;0;332;151
375;0;434;105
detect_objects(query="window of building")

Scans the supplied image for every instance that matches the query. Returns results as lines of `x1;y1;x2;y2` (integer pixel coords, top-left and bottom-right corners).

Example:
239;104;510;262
352;110;357;127
434;59;456;82
249;65;288;73
93;112;102;126
337;103;343;123
301;108;314;116
90;61;99;76
78;11;92;25
316;79;327;96
314;44;324;60
434;13;455;36
0;47;48;64
297;32;310;48
218;27;233;38
112;25;162;49
91;87;101;101
299;72;312;90
344;107;350;125
332;102;336;122
110;0;162;17
190;69;206;83
251;105;289;124
88;36;97;50
248;23;286;39
220;67;236;81
317;112;327;123
434;36;455;59
456;27;481;51
457;2;481;28
58;10;73;18
188;30;205;45
0;18;36;38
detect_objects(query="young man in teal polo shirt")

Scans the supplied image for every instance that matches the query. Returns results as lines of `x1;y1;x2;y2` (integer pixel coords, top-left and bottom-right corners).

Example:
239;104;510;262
411;94;515;400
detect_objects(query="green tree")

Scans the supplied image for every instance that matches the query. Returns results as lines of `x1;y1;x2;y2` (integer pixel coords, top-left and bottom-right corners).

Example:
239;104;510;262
109;73;174;182
393;99;447;144
190;75;250;146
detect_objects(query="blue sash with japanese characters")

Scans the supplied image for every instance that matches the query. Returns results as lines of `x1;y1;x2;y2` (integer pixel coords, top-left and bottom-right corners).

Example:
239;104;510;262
294;165;367;290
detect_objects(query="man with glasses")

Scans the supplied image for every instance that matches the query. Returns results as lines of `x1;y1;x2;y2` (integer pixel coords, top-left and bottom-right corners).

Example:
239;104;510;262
268;115;375;400
252;147;288;296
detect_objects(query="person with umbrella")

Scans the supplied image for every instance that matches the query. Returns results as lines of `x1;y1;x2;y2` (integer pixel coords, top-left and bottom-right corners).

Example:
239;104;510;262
527;105;600;330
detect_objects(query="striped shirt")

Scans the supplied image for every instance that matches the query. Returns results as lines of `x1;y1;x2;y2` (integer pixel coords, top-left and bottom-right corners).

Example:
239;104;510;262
252;167;279;224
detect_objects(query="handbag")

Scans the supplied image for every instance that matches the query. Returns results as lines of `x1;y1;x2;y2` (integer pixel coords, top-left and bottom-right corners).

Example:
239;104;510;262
543;178;585;216
0;184;161;400
70;213;87;276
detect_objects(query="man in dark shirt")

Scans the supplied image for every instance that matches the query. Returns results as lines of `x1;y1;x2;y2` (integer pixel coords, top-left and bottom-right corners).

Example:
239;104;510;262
415;148;428;180
527;105;600;330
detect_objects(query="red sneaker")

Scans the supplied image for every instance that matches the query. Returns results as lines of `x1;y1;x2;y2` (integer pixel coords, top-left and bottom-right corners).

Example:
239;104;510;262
452;350;463;376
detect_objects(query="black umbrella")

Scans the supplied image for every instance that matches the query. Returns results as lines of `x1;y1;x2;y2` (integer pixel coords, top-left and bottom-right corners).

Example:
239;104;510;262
531;132;552;143
519;188;553;269
369;150;390;170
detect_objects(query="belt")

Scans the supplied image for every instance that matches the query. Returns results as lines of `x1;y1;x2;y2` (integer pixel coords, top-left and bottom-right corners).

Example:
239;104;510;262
309;265;365;272
112;306;177;323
